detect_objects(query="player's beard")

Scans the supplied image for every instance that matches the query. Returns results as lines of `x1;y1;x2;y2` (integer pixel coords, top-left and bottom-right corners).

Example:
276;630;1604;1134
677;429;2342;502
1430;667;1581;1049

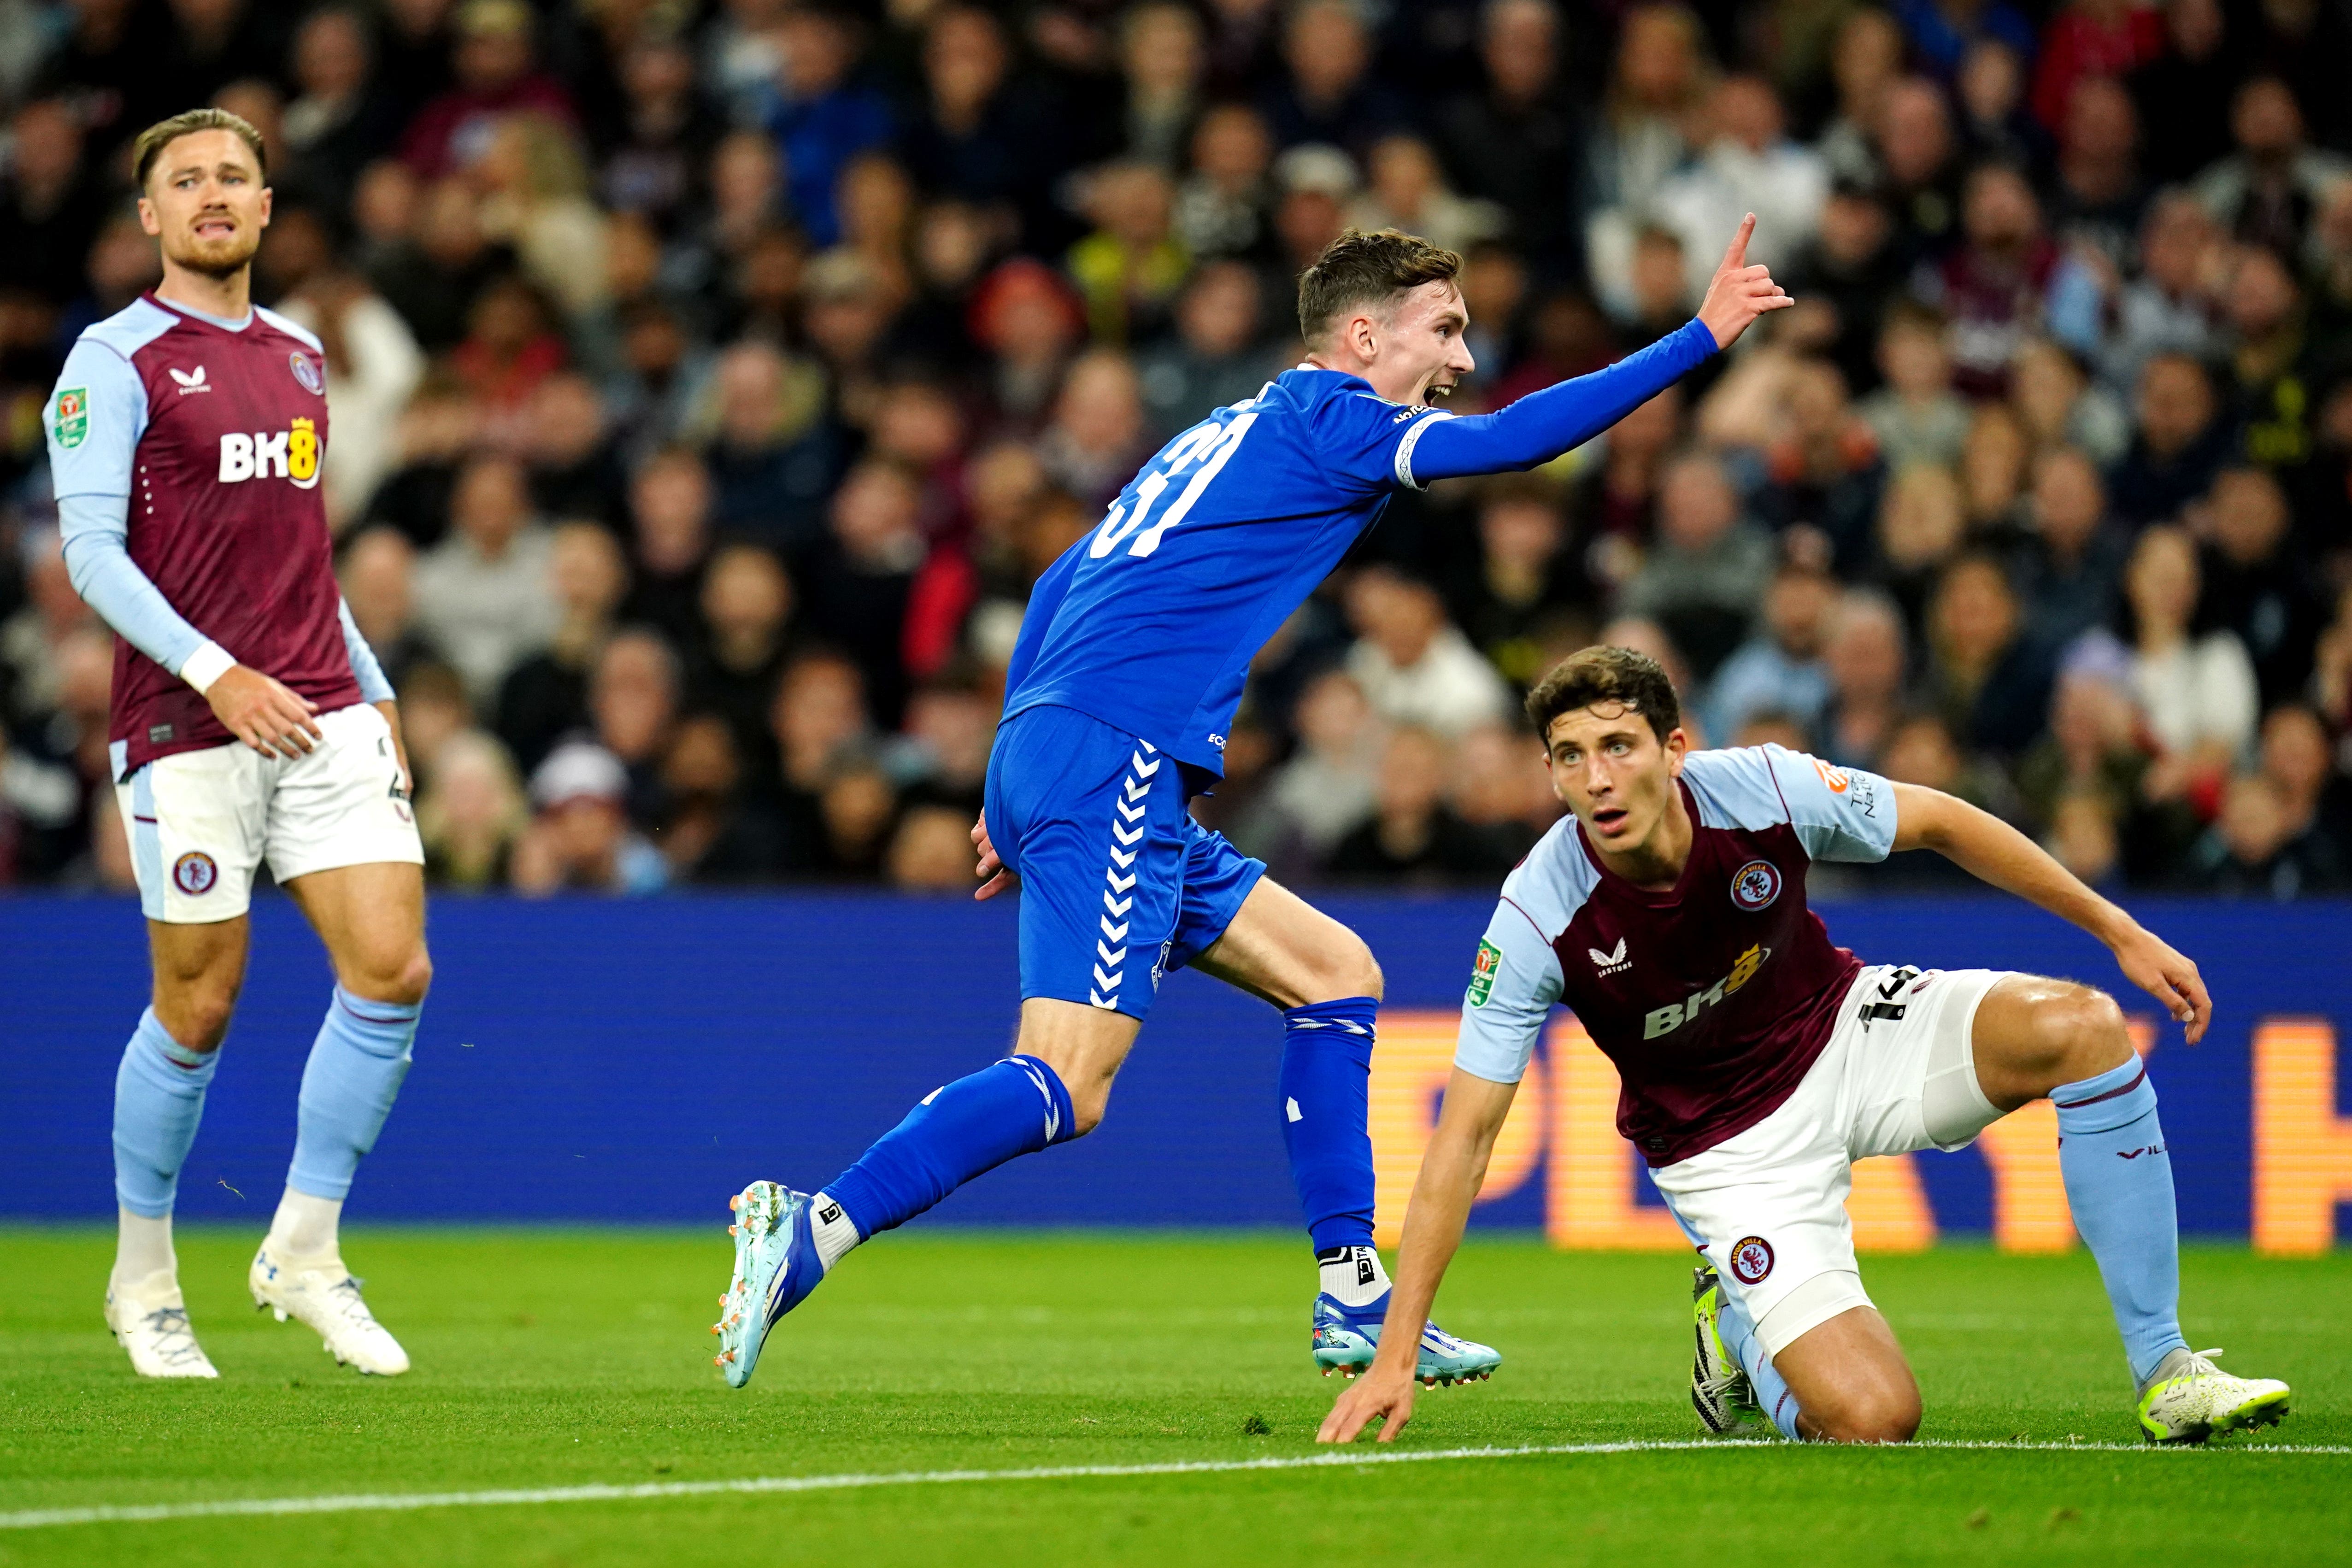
165;223;261;282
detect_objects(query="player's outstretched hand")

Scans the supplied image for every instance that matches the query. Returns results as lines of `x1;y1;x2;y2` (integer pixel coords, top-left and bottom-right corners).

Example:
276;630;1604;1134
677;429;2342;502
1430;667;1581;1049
1697;213;1793;350
2109;924;2213;1044
1317;1360;1417;1445
971;811;1017;900
206;665;322;759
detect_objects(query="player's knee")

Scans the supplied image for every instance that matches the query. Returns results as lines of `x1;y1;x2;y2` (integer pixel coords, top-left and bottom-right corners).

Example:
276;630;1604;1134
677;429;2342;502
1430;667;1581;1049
1065;1084;1111;1139
1317;929;1382;1004
162;988;238;1051
2036;985;2130;1083
1810;1383;1921;1444
350;943;432;1006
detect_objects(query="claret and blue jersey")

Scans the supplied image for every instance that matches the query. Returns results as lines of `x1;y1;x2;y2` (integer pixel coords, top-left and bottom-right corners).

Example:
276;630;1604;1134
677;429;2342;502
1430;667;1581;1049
987;318;1722;1019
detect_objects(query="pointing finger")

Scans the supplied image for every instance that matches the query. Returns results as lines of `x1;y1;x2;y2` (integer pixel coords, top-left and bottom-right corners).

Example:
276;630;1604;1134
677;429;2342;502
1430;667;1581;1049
1721;212;1756;271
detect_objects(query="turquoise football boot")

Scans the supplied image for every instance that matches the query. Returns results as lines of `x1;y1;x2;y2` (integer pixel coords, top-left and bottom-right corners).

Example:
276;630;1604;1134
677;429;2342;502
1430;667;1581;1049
711;1180;826;1389
1312;1293;1501;1386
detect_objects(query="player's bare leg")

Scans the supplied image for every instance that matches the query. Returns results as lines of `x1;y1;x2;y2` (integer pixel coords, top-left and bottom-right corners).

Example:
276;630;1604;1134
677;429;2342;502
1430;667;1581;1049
247;860;431;1375
1768;1307;1921;1443
1192;879;1501;1386
106;916;248;1377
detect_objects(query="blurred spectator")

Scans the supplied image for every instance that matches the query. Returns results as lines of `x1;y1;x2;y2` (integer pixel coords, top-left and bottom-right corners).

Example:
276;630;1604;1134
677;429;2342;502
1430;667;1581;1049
1446;477;1591;693
589;628;682;829
1916;163;2068;399
1653;76;1826;304
1068;161;1189;346
2191;78;2350;259
767;650;876;859
1619;452;1775;678
2099;192;2224;397
1582;4;1707;274
1325;726;1516;884
2196;466;2323;707
2183;771;2340;897
1138;260;1285;437
1857;304;1969;473
2028;0;2164;135
1819;588;1911;769
0;99;104;308
415;728;526;889
1036;350;1152;508
1872;461;1967;633
1349;133;1504;257
656;712;784;884
1705;564;1838;745
2126;0;2236;185
412;455;559;703
1960;401;2032;535
2123;524;2258;798
511;740;668;895
2012;446;2128;652
761;7;892;247
282;8;406;202
692;544;798;773
337;527;430;692
2108;352;2231;526
624;447;715;649
888;803;980;891
1427;0;1578;268
2010;338;2130;468
1345;567;1514;736
399;0;576;180
495;523;629;777
1922;552;2052;756
522;372;627;530
1173;103;1277;261
805;461;926;725
1246;668;1382;865
1261;0;1405;157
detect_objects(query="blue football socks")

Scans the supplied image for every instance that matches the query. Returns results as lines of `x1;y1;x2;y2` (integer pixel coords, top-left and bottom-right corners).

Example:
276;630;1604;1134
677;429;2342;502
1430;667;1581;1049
2053;1056;2187;1385
112;1008;219;1219
1279;997;1381;1254
824;1055;1076;1244
288;987;420;1202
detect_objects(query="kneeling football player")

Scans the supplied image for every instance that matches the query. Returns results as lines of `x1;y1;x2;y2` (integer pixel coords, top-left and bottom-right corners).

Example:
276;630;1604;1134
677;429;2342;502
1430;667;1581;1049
1320;646;2289;1446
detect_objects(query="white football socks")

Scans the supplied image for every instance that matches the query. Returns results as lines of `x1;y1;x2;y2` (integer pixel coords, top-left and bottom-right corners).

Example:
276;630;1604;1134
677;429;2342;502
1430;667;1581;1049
1317;1245;1391;1307
809;1192;862;1271
265;1187;342;1261
112;1206;176;1293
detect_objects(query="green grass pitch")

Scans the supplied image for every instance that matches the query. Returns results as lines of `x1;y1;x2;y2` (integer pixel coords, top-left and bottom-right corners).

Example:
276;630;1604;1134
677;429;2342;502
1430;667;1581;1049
1;1228;2345;1566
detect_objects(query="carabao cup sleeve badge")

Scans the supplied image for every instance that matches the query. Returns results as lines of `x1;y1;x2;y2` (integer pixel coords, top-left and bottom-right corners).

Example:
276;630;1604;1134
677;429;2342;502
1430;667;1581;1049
1468;938;1502;1006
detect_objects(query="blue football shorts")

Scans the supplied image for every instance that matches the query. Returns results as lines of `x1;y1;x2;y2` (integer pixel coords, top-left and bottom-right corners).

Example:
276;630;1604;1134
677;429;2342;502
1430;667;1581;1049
984;704;1266;1021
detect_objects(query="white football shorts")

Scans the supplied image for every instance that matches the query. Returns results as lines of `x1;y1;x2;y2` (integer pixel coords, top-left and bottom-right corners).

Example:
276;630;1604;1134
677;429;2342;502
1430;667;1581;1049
115;702;424;923
1649;963;2011;1358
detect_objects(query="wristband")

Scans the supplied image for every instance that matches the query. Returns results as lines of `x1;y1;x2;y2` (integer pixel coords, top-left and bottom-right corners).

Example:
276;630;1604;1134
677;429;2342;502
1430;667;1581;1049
179;640;236;695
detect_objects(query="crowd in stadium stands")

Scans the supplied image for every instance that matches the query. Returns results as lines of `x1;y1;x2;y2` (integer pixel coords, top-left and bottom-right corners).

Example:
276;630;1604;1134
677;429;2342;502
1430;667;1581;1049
0;0;2350;898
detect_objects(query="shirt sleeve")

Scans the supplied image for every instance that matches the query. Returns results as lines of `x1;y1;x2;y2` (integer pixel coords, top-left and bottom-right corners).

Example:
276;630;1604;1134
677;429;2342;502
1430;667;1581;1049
339;596;395;703
1453;897;1564;1085
1761;743;1897;863
1403;319;1718;487
46;337;147;499
57;493;211;677
1307;382;1459;495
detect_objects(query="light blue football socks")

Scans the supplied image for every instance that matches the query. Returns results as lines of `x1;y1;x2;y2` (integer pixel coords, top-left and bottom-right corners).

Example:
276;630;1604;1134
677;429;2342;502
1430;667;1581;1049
2053;1056;2187;1384
288;987;420;1202
112;1007;219;1220
823;1054;1076;1248
1279;996;1381;1254
1715;1278;1803;1439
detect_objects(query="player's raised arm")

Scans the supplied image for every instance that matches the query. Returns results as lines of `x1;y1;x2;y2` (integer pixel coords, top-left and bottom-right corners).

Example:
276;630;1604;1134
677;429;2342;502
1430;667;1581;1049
1318;1068;1519;1444
1398;217;1791;488
1889;782;2211;1042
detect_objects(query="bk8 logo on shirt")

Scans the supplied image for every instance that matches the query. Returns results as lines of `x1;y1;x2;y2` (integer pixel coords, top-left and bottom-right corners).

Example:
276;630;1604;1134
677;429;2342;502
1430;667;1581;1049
218;417;321;488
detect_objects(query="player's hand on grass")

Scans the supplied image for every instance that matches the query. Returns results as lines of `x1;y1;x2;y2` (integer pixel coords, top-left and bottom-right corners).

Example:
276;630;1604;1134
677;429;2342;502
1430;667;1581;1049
1697;213;1793;350
1316;1359;1417;1444
207;665;322;758
971;812;1017;900
2107;924;2213;1044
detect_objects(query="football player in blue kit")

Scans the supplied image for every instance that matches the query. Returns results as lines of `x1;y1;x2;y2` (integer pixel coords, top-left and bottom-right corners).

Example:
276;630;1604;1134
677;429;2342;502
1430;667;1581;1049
711;217;1793;1388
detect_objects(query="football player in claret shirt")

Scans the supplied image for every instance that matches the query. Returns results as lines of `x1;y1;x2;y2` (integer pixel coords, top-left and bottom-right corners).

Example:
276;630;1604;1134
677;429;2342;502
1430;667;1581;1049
1319;646;2292;1448
710;219;1793;1388
45;109;429;1379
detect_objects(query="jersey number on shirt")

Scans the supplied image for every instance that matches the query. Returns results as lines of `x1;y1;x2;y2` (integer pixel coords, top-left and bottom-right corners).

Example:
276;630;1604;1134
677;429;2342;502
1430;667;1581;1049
1088;410;1259;561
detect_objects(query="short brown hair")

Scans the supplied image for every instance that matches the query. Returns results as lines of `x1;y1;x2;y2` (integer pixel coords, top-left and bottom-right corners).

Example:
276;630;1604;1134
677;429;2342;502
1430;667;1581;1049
1296;228;1461;346
133;108;267;192
1525;645;1681;743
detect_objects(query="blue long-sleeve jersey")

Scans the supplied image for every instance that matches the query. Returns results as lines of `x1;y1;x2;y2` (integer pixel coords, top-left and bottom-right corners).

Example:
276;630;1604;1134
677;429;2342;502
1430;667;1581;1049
1002;318;1717;774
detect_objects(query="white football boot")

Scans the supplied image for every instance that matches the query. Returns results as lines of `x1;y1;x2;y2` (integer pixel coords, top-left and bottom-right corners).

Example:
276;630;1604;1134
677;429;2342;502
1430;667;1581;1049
2135;1347;2291;1444
249;1244;410;1375
105;1270;219;1378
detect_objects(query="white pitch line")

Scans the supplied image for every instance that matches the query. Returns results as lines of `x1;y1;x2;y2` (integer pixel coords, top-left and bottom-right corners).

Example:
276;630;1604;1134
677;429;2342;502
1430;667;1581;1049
4;1439;2346;1532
